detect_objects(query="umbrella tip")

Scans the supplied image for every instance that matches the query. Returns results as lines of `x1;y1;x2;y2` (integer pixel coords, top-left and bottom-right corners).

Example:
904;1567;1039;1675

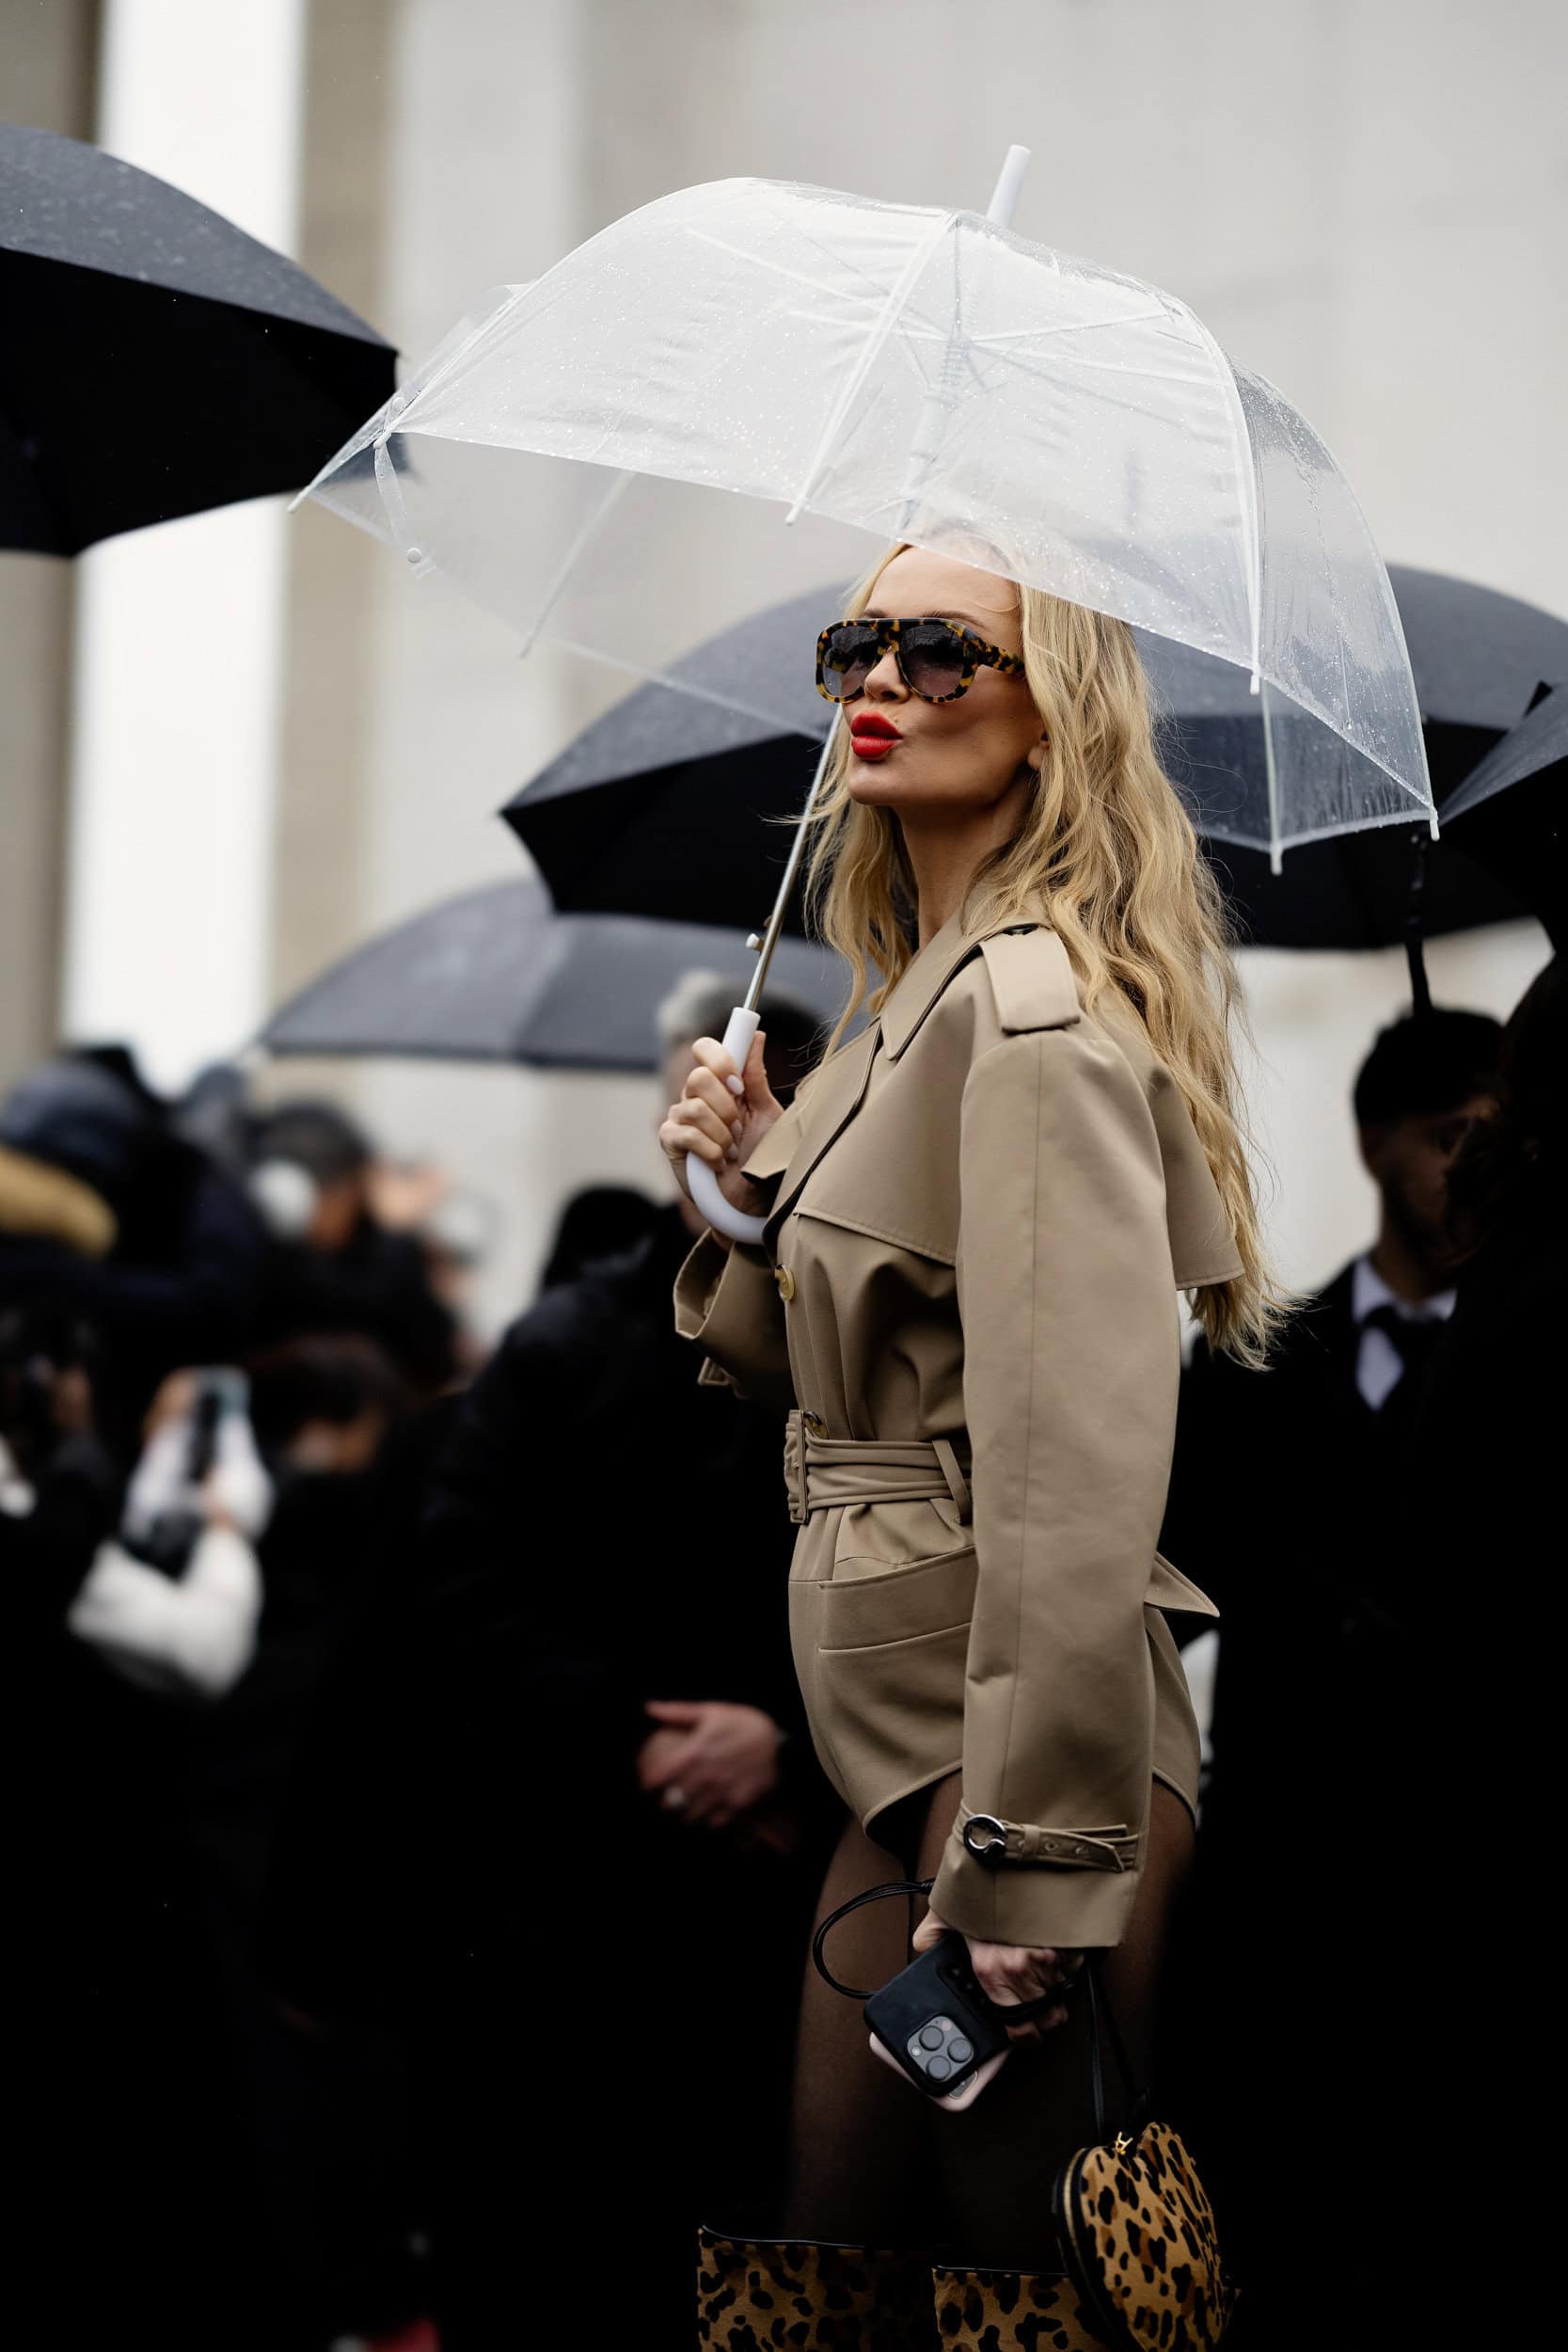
986;145;1032;230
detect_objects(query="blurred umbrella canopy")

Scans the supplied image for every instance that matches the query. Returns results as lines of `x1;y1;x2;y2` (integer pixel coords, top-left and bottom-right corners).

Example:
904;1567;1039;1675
1442;684;1567;947
260;875;847;1073
0;124;395;552
505;571;1564;951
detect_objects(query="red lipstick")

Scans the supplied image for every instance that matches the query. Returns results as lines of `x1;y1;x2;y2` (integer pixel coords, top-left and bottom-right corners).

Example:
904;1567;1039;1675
849;713;901;762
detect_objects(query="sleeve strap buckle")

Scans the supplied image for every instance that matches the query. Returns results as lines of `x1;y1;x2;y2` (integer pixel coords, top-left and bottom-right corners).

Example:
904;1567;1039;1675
958;1806;1138;1873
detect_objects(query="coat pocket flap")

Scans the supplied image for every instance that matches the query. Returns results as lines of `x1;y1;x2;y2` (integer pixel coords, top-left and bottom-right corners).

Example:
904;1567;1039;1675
816;1544;978;1652
1144;1549;1219;1619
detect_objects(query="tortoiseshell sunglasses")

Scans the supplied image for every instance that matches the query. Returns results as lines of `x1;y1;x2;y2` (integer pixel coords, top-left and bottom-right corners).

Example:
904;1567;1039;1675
816;615;1028;706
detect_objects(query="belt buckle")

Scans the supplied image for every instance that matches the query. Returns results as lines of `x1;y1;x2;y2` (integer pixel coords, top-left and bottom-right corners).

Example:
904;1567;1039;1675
961;1813;1008;1867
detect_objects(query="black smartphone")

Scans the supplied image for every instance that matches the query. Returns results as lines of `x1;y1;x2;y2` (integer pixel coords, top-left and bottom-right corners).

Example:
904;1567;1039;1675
863;1930;1015;2109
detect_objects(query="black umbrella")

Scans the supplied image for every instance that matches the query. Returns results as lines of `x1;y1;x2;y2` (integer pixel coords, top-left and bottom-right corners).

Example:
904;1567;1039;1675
504;570;1566;949
260;875;847;1073
1;124;395;552
1442;685;1567;948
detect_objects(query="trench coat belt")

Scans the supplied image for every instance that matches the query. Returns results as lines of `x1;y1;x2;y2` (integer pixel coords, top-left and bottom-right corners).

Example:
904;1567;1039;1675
782;1409;973;1529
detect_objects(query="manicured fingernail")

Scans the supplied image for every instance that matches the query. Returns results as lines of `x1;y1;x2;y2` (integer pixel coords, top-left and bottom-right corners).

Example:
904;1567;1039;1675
725;1074;744;1096
726;1147;739;1163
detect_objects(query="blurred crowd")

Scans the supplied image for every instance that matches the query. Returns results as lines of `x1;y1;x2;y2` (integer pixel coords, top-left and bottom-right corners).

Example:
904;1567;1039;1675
2;977;829;2352
2;946;1560;2350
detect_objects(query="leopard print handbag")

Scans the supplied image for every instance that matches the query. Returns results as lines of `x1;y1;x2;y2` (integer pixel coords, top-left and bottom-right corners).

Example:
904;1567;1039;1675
1050;1967;1236;2352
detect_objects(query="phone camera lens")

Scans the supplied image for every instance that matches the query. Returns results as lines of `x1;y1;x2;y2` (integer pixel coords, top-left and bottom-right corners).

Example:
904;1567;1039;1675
927;2055;952;2082
948;2034;974;2066
918;2025;944;2051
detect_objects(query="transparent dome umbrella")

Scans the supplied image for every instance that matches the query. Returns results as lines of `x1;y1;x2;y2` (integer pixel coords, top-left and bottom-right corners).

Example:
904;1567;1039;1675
299;151;1434;1235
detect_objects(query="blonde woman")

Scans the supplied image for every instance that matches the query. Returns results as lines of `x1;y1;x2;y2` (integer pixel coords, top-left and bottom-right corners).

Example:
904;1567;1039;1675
660;542;1274;2348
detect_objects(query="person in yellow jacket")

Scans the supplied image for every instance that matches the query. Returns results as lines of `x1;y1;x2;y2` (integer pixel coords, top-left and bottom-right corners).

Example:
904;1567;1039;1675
662;541;1276;2341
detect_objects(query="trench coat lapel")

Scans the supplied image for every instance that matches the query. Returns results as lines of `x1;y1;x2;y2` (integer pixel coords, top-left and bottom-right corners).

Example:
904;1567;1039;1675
752;899;1056;1242
880;896;1061;1059
758;1019;880;1243
879;908;994;1059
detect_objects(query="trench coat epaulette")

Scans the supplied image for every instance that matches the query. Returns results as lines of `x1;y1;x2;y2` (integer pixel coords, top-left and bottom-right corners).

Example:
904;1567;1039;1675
976;926;1081;1035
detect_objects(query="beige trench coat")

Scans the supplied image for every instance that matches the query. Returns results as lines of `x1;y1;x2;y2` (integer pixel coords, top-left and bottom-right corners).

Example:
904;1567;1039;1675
674;904;1241;1949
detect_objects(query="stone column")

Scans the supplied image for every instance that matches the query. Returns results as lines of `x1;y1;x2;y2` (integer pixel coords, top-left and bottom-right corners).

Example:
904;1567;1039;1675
59;0;307;1092
0;0;99;1088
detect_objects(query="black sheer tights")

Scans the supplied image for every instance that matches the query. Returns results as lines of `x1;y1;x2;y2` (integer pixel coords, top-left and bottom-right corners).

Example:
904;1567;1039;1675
779;1772;1195;2269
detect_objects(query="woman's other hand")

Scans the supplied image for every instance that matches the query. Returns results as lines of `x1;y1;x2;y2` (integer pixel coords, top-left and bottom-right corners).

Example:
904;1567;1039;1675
911;1907;1084;2043
657;1030;783;1220
636;1698;784;1829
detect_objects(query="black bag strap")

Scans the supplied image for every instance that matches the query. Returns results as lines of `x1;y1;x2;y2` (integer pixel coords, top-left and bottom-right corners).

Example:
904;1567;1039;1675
810;1875;1084;2026
1084;1958;1150;2145
810;1877;932;2001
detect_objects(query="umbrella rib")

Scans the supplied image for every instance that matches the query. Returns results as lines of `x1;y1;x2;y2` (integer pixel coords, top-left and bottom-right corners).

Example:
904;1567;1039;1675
517;469;635;658
962;305;1173;345
684;225;930;317
548;634;828;740
1201;799;1438;859
741;191;962;326
784;209;958;525
684;230;959;373
1184;317;1263;687
947;332;1217;398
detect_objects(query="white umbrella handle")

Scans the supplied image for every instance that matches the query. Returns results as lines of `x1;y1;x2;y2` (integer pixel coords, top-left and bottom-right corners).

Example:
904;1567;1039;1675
686;1007;768;1245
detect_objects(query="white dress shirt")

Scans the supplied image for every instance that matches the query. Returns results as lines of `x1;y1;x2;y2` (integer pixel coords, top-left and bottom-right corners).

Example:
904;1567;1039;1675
1350;1253;1456;1412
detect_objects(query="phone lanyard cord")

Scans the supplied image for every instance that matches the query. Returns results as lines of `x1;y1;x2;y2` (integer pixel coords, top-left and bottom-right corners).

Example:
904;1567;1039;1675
808;1871;1144;2130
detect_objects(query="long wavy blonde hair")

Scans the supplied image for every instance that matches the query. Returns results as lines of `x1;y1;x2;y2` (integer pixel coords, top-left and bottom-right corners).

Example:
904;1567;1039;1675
804;548;1285;1364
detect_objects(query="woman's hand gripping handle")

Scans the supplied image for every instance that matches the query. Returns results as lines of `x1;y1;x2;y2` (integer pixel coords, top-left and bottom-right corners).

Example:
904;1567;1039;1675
659;1013;784;1249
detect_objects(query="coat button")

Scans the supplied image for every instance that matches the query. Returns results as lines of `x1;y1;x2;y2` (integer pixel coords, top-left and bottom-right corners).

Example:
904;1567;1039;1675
774;1266;796;1302
801;1411;828;1439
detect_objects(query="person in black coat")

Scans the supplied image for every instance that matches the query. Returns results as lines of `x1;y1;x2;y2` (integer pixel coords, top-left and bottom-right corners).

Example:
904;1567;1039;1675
1402;956;1562;2290
261;978;830;2352
1413;954;1562;1628
1169;1003;1504;1793
245;1099;463;1396
0;1053;266;1443
1161;1003;1504;2349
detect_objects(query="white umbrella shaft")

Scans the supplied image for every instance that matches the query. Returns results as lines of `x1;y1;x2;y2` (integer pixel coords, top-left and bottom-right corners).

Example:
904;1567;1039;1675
689;147;1031;1248
684;730;833;1245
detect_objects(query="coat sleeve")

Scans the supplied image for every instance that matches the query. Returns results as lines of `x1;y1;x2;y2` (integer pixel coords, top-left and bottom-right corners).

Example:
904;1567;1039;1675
673;1233;795;1415
927;1018;1181;1949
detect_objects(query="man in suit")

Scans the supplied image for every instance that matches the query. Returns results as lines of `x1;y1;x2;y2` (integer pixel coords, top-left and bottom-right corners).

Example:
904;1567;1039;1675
1167;1005;1503;1804
1161;1003;1502;2348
